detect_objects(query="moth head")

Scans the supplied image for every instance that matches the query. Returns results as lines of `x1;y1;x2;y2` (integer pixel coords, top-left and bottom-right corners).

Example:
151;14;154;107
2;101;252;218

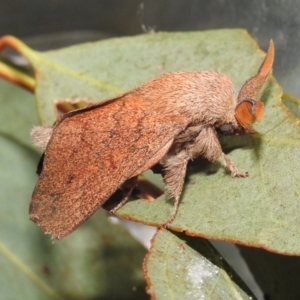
218;98;264;135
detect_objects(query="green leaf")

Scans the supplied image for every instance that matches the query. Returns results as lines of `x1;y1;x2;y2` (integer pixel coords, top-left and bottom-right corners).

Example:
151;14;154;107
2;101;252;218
0;78;37;148
144;229;256;300
6;29;266;125
0;78;147;299
281;93;300;120
3;30;300;254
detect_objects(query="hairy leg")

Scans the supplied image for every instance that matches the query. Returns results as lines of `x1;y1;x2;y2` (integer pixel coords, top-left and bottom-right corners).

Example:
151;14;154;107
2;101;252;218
163;151;189;226
163;126;248;226
221;153;248;177
187;126;248;177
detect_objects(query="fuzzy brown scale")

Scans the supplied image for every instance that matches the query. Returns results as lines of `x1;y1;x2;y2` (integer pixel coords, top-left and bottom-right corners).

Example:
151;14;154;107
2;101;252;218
30;40;274;239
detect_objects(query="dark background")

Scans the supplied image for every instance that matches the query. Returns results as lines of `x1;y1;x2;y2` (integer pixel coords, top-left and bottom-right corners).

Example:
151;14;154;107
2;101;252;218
1;0;300;96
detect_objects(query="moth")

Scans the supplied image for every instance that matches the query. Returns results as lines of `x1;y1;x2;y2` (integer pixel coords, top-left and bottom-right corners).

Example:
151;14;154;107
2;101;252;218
30;40;274;239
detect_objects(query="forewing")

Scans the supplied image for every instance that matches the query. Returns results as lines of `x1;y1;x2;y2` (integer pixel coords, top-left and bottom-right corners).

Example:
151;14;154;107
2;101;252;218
30;93;186;239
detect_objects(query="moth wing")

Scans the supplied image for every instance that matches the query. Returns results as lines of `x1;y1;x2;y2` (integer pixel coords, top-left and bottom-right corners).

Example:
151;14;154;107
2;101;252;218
30;93;186;239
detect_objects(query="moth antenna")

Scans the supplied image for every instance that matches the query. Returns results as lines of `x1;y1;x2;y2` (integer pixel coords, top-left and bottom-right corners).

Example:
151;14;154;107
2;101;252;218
31;126;53;150
235;98;264;128
257;40;275;78
237;40;275;102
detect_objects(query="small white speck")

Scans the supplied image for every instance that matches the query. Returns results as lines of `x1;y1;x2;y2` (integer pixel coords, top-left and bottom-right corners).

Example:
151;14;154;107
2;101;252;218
186;257;219;299
107;216;120;224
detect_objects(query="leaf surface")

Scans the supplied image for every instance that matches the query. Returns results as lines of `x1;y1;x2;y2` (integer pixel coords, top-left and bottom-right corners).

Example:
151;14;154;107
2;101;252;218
144;229;256;300
1;30;299;256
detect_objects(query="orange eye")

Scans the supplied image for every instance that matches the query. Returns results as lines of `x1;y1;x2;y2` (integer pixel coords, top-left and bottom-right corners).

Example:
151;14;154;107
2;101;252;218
235;99;264;128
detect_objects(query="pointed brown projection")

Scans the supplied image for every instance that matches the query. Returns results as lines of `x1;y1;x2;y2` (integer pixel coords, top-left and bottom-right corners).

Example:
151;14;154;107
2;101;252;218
234;40;274;131
235;98;264;129
30;40;274;239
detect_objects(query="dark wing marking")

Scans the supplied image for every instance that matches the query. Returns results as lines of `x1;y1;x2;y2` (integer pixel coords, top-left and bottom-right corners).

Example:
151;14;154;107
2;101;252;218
30;93;187;239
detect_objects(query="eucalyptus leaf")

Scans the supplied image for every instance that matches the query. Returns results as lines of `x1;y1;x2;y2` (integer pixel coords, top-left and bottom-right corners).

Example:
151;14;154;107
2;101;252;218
144;229;256;300
10;29;266;124
4;30;300;254
281;93;300;120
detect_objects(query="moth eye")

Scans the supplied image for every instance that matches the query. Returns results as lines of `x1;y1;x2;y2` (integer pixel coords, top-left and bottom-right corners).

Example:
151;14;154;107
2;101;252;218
218;123;235;135
235;98;264;128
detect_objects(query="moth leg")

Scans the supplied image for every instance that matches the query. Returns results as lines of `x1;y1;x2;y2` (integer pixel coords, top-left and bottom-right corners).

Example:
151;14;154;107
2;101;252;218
221;153;248;177
163;126;248;226
110;176;138;213
164;126;248;227
187;126;248;177
162;126;221;226
162;151;189;227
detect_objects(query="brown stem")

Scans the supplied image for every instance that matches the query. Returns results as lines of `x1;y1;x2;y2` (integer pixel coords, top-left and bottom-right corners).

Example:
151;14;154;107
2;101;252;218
0;35;36;92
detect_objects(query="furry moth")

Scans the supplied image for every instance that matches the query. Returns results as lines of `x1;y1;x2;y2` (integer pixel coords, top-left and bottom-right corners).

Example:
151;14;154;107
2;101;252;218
30;40;274;239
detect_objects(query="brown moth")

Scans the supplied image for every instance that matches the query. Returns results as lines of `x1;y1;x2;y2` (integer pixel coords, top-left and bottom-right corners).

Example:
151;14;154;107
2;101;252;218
30;40;274;239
